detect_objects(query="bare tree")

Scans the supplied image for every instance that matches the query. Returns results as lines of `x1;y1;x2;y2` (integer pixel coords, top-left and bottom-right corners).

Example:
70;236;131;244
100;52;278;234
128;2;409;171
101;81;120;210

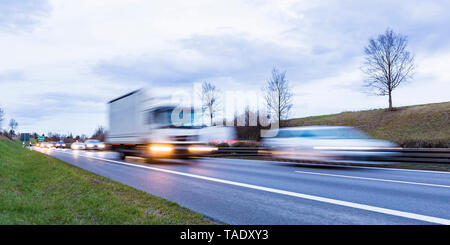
263;67;293;126
47;132;61;142
362;29;415;111
201;81;220;126
91;125;106;142
8;118;18;136
0;107;4;130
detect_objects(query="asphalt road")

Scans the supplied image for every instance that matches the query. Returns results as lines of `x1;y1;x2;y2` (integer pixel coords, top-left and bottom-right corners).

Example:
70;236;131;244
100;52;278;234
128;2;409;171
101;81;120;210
33;147;450;225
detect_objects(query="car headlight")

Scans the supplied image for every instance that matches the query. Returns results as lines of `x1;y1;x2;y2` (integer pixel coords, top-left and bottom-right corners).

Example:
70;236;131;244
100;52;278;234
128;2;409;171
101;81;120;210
87;144;94;148
188;146;218;152
98;144;105;148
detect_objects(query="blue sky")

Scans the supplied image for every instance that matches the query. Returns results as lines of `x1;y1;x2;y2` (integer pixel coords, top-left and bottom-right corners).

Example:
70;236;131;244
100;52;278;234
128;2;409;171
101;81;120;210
0;0;449;135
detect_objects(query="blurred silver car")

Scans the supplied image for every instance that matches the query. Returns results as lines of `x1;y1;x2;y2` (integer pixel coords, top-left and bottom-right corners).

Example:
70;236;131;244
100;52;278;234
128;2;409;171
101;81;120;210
71;142;86;150
55;140;66;148
84;139;105;150
38;142;50;148
199;126;238;146
263;126;401;162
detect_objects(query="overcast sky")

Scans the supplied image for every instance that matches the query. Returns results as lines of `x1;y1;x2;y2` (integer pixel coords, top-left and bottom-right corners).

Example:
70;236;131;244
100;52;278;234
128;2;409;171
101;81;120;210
0;0;449;136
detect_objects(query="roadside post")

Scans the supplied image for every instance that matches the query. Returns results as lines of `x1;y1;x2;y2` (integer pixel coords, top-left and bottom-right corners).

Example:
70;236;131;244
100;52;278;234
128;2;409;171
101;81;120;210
20;133;31;147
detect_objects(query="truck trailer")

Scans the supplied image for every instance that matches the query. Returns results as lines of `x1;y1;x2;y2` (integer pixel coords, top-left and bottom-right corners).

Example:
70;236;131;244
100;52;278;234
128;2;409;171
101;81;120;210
106;89;216;160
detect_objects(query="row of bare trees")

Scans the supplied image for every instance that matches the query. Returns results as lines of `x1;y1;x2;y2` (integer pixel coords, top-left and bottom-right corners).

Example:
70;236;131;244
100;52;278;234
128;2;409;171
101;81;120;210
0;108;3;131
27;126;106;143
201;28;415;127
91;126;106;142
200;66;294;128
48;126;106;143
0;107;20;138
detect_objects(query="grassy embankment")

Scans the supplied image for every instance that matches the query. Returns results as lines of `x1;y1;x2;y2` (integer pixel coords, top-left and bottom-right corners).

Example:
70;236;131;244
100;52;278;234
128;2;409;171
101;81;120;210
285;101;450;148
0;137;215;224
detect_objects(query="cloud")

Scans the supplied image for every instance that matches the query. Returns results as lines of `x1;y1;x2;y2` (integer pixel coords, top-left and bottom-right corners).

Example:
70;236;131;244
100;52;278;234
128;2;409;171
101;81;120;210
9;92;104;121
0;70;25;82
4;91;107;136
0;0;51;32
93;31;355;90
1;0;450;135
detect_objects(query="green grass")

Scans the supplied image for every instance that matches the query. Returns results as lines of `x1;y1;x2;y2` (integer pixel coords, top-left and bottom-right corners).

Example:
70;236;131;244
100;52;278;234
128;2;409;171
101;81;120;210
284;101;450;148
0;138;215;225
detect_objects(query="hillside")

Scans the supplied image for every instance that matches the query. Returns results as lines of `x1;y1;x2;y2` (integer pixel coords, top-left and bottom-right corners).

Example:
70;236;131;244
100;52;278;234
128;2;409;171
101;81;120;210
284;101;450;148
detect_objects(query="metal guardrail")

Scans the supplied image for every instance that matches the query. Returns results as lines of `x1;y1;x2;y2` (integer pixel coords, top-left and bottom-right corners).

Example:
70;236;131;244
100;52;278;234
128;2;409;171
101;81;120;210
211;147;266;157
383;148;450;163
210;147;450;163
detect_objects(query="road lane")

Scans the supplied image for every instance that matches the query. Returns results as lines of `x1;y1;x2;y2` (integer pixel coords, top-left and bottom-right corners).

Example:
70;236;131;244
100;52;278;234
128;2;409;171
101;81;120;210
294;170;450;188
34;148;450;224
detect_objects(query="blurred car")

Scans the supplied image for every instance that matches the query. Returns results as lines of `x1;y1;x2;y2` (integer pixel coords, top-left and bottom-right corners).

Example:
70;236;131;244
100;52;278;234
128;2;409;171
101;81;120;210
51;141;58;148
84;139;105;150
71;142;86;150
199;126;238;146
263;126;401;162
39;142;50;148
55;140;66;148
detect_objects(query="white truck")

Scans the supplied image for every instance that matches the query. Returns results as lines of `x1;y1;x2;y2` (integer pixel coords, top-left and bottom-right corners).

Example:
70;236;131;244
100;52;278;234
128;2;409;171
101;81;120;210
106;89;216;160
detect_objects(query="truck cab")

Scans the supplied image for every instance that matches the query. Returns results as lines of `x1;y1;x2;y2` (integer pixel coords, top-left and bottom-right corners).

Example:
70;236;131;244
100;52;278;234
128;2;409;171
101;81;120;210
106;89;216;160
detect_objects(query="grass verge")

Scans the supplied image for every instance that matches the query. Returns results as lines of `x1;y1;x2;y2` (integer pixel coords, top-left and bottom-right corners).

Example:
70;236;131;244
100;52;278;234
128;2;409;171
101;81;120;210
0;138;215;224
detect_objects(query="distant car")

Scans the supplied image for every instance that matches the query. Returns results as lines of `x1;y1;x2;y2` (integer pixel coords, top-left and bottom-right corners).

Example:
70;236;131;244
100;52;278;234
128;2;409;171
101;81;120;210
51;141;58;148
199;126;238;146
55;140;66;148
71;142;86;150
263;126;401;162
39;142;50;148
84;139;105;150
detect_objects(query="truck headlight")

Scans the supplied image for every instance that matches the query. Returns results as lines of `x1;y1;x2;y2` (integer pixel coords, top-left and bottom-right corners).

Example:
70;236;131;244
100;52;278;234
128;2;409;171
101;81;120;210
149;144;173;153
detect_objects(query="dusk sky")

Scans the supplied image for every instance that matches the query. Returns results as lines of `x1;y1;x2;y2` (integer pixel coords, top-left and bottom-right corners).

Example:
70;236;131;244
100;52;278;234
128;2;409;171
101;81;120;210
0;0;449;136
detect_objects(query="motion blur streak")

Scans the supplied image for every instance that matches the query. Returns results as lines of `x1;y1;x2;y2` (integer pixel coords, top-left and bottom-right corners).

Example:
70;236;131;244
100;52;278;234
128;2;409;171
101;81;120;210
313;146;402;150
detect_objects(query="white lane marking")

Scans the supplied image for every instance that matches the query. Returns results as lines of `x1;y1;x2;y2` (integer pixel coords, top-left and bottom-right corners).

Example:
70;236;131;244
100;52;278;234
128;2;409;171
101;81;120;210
325;164;450;175
51;150;450;225
295;170;450;189
204;157;450;175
